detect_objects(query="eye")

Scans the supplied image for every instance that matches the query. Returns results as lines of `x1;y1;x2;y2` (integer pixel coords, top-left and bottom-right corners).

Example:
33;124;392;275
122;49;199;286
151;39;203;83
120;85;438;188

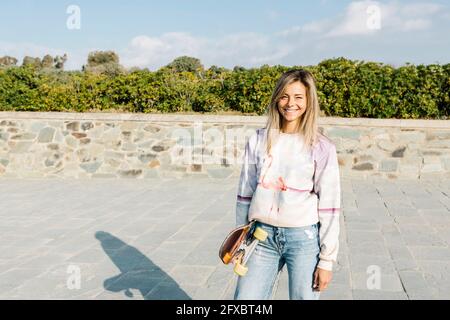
295;96;303;100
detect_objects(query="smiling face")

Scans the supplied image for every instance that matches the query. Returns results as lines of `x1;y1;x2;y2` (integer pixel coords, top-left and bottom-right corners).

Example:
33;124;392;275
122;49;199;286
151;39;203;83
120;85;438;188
277;81;307;133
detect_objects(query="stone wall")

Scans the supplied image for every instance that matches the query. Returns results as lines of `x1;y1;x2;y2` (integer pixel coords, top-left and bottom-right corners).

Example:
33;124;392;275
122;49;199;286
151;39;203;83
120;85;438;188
0;112;449;180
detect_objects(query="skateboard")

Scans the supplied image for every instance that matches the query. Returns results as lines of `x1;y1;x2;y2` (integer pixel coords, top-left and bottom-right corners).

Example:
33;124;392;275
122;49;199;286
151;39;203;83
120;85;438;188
218;220;268;276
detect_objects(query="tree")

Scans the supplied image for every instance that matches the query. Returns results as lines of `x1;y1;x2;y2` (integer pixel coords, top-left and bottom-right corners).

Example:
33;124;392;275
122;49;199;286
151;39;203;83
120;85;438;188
22;56;42;68
165;56;204;73
233;65;246;72
207;65;228;80
86;51;119;67
42;55;54;68
54;54;68;70
19;54;68;70
83;50;124;76
0;56;18;67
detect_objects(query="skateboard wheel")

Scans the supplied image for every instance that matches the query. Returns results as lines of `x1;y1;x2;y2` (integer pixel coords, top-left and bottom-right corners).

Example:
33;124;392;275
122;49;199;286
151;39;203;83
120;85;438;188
223;253;232;264
253;227;268;241
234;262;248;276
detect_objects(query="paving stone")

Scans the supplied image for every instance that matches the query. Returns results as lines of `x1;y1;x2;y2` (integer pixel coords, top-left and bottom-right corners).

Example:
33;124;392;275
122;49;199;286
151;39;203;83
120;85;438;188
408;246;450;261
352;289;408;300
398;270;439;299
349;254;397;275
0;177;449;300
320;284;353;300
168;265;216;287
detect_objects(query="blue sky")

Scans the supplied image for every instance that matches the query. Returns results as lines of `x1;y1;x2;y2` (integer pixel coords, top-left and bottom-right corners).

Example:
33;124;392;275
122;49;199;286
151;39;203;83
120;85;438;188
1;0;449;70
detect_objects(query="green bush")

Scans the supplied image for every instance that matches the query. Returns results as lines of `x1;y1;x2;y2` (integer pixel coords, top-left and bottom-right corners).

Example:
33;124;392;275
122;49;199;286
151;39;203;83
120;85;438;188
0;65;43;111
0;57;448;119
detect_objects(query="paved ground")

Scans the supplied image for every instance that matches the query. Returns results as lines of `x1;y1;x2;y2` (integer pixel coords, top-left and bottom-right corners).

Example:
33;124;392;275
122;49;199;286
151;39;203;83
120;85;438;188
0;176;449;300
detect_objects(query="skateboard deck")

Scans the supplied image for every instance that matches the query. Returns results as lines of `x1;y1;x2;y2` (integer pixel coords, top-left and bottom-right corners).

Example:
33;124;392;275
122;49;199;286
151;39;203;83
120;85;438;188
218;220;268;276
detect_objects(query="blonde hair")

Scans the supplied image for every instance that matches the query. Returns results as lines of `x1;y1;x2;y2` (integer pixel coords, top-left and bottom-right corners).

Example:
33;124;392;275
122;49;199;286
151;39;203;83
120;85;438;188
264;69;324;155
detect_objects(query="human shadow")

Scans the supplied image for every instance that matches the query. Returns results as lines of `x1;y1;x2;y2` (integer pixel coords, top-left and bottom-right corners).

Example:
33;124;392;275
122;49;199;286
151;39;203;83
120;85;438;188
95;231;191;300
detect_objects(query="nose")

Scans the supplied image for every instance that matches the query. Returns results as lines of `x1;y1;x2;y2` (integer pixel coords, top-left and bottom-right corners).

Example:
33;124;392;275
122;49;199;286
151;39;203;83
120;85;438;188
288;97;296;106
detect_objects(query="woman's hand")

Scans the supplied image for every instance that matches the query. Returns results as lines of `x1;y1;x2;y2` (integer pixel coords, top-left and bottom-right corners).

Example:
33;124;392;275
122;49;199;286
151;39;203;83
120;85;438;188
313;267;333;291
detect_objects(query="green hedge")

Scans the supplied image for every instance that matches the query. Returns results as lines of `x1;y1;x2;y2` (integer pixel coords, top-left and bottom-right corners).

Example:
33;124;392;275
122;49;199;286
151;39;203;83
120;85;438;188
0;57;448;119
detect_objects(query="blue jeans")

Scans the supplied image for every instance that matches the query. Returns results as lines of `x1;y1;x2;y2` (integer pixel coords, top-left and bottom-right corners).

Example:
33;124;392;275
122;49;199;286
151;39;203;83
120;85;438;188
234;221;321;300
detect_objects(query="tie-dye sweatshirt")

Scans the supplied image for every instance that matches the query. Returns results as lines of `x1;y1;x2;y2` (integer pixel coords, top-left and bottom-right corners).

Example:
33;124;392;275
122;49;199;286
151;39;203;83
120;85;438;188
235;128;341;271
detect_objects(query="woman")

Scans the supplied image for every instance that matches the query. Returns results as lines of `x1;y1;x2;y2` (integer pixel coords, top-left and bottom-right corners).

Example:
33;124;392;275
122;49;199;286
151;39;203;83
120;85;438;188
234;69;341;300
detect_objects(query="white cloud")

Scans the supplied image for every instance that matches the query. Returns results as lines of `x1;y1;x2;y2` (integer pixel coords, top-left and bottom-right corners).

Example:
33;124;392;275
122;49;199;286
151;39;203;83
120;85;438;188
378;1;443;33
249;46;294;65
104;1;450;70
272;1;449;67
279;1;446;38
326;1;381;37
1;1;448;71
277;21;326;37
121;31;291;70
121;32;207;69
302;21;329;34
400;18;431;31
399;2;442;16
277;26;302;37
